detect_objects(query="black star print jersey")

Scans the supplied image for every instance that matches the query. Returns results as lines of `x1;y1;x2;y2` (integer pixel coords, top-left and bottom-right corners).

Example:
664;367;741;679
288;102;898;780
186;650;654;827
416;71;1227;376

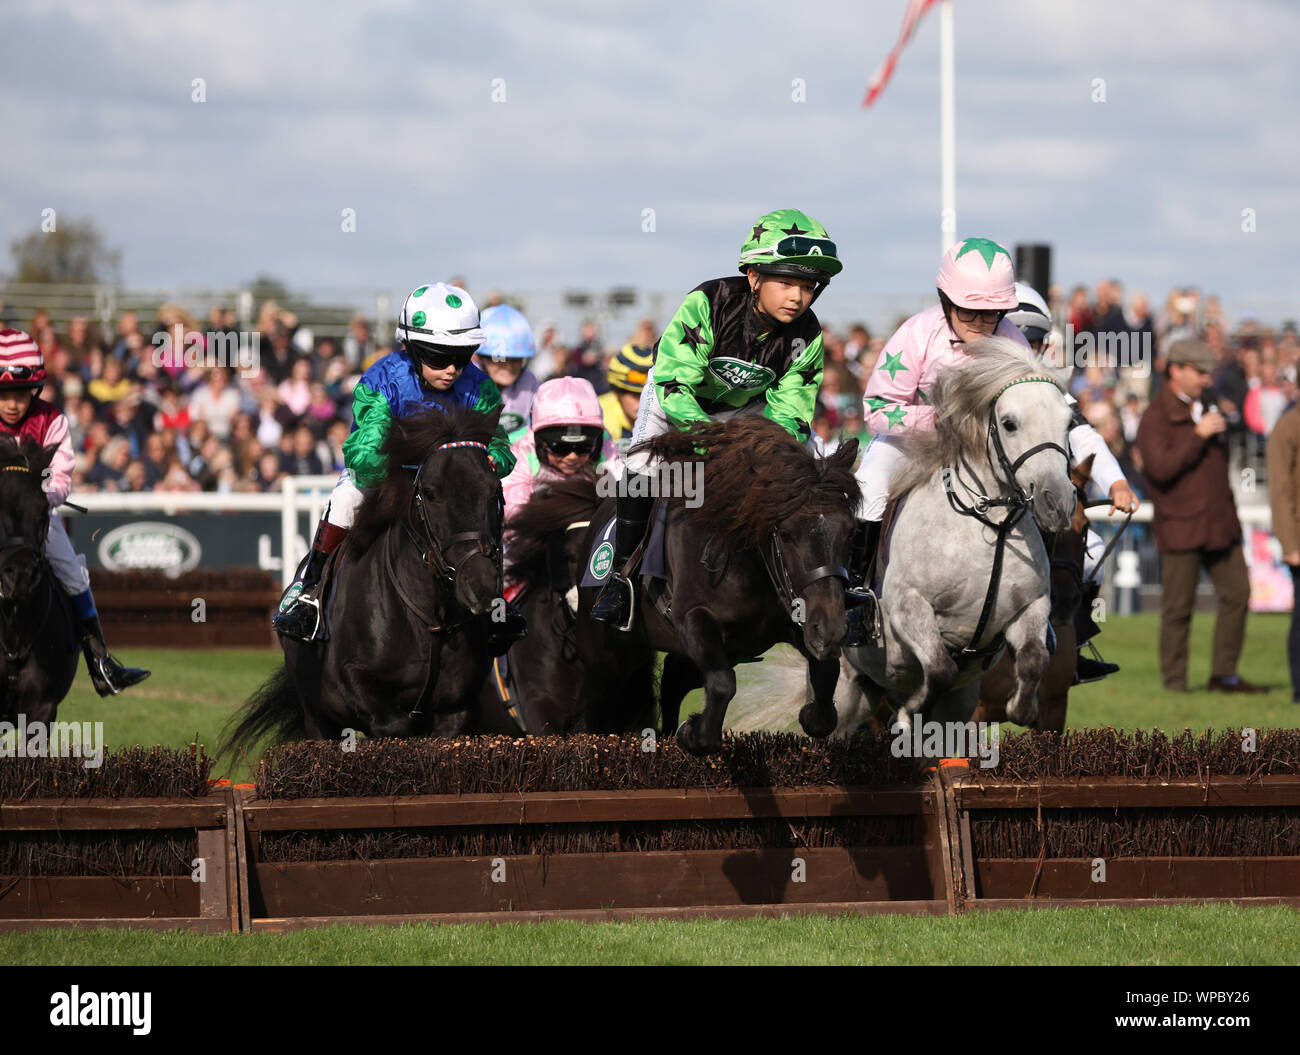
651;276;824;442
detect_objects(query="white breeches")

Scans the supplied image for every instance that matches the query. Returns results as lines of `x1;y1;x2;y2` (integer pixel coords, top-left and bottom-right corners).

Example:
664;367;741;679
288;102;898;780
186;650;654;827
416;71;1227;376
852;434;907;521
47;514;90;595
324;471;365;529
1084;524;1105;583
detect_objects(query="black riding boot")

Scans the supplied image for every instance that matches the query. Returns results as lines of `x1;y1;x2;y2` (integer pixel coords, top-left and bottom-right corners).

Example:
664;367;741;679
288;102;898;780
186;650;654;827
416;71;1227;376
273;520;347;642
842;519;882;648
590;477;655;631
79;615;150;697
1073;579;1119;684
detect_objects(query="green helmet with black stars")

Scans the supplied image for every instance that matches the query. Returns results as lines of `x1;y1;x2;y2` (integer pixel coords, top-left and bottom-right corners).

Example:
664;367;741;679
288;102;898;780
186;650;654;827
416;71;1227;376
738;209;843;281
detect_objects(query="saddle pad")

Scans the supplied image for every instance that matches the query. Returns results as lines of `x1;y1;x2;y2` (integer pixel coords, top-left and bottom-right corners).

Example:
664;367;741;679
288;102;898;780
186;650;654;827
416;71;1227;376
580;503;670;587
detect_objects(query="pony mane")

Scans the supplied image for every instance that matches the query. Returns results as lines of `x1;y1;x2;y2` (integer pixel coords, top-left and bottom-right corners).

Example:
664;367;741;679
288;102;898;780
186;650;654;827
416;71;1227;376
891;336;1067;499
638;416;861;551
348;403;502;551
505;477;602;584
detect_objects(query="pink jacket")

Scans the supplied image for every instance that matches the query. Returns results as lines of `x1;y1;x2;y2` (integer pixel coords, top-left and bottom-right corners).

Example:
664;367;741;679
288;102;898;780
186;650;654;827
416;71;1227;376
862;305;1030;435
0;397;75;507
502;431;622;526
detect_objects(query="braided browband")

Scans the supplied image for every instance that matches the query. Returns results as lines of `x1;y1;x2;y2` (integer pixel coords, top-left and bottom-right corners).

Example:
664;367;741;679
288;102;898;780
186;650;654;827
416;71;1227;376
993;375;1064;399
1;465;30;473
437;441;489;452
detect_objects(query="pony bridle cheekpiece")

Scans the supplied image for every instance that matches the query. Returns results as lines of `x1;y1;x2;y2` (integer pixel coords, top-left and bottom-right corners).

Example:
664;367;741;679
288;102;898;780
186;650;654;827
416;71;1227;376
409;441;499;582
761;513;848;624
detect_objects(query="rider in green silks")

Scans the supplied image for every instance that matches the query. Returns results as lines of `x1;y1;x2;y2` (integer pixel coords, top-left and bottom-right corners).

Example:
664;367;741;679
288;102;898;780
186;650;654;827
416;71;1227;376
590;209;850;631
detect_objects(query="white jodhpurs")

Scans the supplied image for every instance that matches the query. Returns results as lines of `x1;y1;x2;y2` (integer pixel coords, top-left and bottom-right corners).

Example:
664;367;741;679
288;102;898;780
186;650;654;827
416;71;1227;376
324;471;365;529
46;513;90;595
1084;523;1105;583
853;434;908;521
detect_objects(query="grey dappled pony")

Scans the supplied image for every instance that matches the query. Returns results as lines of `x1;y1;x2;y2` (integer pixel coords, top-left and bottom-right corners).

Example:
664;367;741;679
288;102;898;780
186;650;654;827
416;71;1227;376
839;337;1073;736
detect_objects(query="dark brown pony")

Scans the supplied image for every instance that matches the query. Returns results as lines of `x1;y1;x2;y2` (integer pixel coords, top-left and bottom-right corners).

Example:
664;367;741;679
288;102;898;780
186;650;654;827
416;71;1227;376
223;405;505;756
476;477;603;735
0;436;78;723
575;416;860;755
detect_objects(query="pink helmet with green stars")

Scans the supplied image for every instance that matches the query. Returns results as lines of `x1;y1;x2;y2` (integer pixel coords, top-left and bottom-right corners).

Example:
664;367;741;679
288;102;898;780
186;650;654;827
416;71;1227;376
936;237;1018;310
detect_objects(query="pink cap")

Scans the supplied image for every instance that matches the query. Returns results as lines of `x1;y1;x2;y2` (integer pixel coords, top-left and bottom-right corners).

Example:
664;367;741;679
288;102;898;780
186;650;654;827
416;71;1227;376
936;237;1018;310
530;376;604;435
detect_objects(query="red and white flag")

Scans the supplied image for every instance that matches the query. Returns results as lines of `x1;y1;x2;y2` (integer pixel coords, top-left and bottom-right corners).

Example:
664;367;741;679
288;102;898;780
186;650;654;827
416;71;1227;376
862;0;941;108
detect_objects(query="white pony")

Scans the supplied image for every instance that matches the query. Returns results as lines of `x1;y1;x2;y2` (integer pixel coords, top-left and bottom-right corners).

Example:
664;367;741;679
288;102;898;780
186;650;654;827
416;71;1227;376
838;337;1074;734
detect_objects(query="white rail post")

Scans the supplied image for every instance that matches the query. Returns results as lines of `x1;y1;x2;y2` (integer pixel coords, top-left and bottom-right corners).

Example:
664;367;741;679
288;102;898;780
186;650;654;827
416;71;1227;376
280;475;298;587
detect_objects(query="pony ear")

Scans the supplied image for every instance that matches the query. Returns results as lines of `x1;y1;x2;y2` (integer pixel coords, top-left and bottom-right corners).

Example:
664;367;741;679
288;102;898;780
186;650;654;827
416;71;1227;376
28;441;59;478
828;437;859;469
1070;452;1096;489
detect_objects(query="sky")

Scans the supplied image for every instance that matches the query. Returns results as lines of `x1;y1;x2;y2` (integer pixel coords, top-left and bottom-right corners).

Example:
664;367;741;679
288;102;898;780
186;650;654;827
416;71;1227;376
2;0;1298;331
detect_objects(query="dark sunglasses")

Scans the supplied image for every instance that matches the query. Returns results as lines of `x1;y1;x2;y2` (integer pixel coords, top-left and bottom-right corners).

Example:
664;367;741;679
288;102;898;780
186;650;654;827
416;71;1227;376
416;347;474;370
777;235;836;258
0;365;39;382
541;437;599;457
953;306;1005;325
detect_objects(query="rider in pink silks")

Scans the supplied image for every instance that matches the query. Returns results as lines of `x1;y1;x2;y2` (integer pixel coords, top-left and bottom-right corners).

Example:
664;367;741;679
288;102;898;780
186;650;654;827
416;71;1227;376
843;238;1033;645
501;377;622;596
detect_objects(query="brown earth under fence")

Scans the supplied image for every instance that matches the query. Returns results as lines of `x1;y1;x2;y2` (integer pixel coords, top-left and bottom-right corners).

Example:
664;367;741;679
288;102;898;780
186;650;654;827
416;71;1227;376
89;568;279;647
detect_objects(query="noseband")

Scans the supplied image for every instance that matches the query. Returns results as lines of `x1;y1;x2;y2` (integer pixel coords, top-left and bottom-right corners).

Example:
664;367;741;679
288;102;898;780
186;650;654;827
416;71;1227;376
760;513;848;625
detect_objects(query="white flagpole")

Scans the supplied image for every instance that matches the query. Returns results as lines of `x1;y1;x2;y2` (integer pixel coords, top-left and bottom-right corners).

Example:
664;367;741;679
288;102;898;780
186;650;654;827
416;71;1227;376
939;0;956;253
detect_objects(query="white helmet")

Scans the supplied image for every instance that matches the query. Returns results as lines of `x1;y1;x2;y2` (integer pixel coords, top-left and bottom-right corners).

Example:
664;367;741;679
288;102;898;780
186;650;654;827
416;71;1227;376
394;283;484;349
1006;282;1053;345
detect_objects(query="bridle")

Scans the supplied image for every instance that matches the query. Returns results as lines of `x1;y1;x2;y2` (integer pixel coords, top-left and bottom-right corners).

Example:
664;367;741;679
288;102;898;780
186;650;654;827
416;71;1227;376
941;377;1071;656
406;440;500;584
759;512;849;625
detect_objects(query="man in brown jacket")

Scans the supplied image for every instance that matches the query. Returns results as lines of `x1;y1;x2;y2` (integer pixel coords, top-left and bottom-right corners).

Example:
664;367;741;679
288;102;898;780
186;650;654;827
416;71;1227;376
1267;399;1300;702
1135;338;1266;693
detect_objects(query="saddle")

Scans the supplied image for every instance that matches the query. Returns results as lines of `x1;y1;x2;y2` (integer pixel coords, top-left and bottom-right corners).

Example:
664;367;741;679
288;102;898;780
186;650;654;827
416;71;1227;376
581;500;675;623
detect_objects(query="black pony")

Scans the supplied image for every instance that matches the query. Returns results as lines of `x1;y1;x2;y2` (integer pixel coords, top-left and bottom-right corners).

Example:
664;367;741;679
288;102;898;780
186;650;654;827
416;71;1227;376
576;417;860;755
0;436;78;722
223;405;506;755
476;477;605;735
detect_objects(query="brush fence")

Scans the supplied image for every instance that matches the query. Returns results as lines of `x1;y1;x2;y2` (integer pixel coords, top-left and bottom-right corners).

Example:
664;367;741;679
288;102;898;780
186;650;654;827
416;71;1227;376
5;774;1300;931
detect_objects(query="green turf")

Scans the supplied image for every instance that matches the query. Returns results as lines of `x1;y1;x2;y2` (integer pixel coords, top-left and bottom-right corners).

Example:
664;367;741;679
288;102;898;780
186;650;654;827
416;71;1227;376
37;612;1300;782
2;904;1298;965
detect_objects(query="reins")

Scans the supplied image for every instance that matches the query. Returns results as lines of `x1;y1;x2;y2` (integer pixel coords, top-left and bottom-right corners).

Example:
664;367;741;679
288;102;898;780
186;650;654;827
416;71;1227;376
940;379;1071;656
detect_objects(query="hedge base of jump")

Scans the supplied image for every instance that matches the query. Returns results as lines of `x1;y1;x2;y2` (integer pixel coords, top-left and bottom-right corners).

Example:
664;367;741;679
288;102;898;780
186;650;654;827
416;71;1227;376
3;732;1300;932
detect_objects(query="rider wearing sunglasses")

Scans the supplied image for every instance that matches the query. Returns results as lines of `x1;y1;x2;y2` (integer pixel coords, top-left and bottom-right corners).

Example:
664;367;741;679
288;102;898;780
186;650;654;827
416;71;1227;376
591;209;842;631
843;237;1033;645
0;329;150;696
274;283;521;645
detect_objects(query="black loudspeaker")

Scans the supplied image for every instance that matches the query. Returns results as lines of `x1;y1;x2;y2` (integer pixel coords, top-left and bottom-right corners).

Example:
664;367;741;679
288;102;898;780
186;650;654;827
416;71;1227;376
1014;244;1052;300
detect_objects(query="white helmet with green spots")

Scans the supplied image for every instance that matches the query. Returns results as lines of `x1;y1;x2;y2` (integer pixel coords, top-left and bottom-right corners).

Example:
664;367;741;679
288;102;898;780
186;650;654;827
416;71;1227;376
395;283;484;349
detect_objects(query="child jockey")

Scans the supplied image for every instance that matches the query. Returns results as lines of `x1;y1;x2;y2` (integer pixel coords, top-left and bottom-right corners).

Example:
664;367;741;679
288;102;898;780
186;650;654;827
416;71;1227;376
591;209;842;631
0;329;150;696
1006;282;1137;682
273;284;522;646
502;376;622;529
600;343;655;454
475;304;539;442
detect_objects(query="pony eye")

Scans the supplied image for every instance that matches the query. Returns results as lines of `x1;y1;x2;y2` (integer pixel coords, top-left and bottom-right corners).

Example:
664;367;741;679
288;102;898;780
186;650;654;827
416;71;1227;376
1001;417;1018;433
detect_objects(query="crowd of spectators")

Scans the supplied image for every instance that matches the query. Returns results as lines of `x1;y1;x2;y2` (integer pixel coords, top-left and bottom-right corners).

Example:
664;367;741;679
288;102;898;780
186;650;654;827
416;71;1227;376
2;281;1293;503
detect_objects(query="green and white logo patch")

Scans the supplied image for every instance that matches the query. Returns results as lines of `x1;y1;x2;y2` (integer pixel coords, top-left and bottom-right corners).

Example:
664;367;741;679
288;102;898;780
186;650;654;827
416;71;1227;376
589;541;614;581
707;357;776;391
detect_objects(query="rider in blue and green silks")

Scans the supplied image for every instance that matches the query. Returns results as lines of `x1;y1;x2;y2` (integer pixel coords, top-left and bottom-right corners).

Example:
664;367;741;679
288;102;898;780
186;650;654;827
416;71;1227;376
273;282;519;645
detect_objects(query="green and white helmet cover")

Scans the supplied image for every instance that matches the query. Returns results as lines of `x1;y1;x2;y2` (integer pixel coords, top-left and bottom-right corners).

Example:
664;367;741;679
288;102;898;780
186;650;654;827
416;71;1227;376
394;283;484;348
737;209;843;279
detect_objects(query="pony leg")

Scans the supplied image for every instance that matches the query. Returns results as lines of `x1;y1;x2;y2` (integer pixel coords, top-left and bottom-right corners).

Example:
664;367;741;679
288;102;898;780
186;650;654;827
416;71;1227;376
888;586;958;730
1001;597;1052;727
674;609;735;757
659;653;702;739
796;650;840;739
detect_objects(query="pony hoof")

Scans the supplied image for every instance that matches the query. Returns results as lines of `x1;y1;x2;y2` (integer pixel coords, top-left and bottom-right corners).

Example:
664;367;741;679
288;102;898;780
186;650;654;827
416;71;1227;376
675;716;719;757
798;702;837;739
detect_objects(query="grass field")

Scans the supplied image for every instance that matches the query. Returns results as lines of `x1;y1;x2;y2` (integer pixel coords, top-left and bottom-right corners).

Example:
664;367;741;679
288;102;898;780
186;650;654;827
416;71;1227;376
6;612;1298;965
